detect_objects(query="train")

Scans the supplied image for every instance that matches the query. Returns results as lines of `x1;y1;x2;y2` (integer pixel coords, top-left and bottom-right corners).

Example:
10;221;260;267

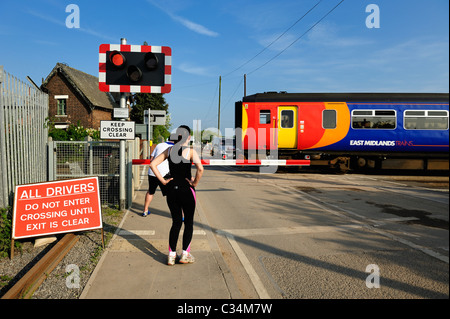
234;92;449;171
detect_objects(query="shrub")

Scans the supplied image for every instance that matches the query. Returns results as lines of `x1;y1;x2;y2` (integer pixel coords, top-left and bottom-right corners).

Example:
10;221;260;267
46;119;100;141
0;207;20;258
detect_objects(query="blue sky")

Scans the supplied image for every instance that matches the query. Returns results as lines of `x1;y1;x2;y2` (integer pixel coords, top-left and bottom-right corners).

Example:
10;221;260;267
1;0;448;133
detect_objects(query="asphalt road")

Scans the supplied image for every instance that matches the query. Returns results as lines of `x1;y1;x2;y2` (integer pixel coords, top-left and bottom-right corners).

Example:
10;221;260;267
195;166;449;299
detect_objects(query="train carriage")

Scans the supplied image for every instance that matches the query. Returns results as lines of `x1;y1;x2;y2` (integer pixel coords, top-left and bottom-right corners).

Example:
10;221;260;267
235;92;449;171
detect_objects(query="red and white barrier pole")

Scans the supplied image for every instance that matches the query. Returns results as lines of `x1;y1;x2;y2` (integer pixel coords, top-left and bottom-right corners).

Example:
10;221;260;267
132;159;310;166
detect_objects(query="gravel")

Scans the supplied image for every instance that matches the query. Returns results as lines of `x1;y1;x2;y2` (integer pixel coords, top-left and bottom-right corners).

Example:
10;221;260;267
0;207;124;299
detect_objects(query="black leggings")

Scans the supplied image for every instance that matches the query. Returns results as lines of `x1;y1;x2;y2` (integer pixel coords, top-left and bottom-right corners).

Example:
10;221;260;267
166;185;196;253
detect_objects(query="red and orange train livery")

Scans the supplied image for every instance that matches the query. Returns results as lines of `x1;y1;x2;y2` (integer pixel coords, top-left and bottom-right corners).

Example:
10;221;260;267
235;92;449;171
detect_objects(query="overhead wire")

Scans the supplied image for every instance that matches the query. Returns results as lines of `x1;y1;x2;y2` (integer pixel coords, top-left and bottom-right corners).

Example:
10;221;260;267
201;80;219;123
177;0;340;91
222;0;323;78
221;77;244;113
247;0;345;75
186;0;346;127
204;0;328;126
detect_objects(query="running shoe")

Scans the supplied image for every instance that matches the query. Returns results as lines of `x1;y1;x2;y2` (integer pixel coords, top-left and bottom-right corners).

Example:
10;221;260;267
179;252;195;264
167;254;176;266
142;211;150;217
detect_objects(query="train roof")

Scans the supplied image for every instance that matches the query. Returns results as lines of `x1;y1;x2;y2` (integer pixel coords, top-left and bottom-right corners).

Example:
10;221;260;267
241;92;449;103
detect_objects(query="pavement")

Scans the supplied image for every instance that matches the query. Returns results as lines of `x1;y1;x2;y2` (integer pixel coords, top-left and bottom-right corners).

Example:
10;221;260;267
80;168;241;299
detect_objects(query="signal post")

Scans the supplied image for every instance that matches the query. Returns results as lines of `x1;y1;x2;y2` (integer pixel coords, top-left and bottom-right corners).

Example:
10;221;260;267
99;38;172;209
119;38;127;211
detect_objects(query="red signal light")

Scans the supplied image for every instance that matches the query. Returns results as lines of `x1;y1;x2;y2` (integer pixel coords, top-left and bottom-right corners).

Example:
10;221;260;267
110;51;126;68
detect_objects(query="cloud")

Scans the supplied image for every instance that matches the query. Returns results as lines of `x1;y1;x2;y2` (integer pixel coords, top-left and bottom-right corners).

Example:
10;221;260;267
178;62;213;76
307;23;374;47
26;9;116;41
169;13;219;37
274;36;449;93
78;27;116;42
147;0;219;37
27;9;65;27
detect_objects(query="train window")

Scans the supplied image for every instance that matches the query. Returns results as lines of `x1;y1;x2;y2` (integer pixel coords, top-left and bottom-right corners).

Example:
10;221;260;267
280;110;294;128
353;110;372;116
375;110;395;116
352;110;396;129
404;110;449;130
322;110;336;129
428;111;448;117
405;111;425;116
259;110;271;124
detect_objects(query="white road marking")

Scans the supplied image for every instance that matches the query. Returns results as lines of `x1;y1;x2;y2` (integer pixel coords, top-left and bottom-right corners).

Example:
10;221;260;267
219;224;362;237
225;233;271;299
117;229;206;236
118;230;155;236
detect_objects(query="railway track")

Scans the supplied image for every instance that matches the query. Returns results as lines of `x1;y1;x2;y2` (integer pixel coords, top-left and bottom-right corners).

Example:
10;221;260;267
1;233;79;299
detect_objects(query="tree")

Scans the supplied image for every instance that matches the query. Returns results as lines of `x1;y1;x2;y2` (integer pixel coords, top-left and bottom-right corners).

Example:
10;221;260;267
129;93;171;143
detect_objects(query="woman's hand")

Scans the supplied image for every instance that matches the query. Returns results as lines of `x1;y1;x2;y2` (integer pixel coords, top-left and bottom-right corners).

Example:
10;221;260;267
162;178;173;186
186;177;196;187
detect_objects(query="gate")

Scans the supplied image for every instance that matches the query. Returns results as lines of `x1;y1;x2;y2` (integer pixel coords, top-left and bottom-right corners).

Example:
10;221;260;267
0;66;49;207
48;139;141;208
48;141;120;206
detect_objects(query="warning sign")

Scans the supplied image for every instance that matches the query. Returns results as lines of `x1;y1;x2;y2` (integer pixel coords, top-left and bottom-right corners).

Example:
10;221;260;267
12;177;102;239
100;120;135;140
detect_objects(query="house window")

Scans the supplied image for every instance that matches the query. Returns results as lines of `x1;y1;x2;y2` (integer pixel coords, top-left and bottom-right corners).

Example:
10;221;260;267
57;99;67;116
54;95;68;116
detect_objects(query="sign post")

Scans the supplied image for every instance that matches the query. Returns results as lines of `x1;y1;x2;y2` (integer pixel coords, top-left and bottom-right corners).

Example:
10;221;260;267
144;109;166;154
98;39;172;210
119;38;127;211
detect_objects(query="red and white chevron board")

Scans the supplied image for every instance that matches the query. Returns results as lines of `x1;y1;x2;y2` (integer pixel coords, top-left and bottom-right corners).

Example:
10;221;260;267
99;44;172;93
132;159;310;166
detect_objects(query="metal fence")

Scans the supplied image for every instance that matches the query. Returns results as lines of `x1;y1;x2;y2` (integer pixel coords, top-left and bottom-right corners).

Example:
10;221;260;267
48;139;141;208
0;66;49;207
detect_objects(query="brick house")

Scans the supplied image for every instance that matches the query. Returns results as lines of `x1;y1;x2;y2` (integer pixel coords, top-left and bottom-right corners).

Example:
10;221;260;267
41;63;117;129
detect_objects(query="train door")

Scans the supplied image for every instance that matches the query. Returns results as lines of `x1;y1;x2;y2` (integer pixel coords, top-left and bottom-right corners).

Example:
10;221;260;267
278;106;297;148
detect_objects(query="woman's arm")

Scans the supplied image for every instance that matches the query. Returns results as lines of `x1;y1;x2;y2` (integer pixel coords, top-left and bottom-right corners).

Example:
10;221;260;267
187;148;204;187
150;148;172;185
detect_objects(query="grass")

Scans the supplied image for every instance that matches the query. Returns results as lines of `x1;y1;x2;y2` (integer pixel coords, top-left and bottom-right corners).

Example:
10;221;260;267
0;207;22;258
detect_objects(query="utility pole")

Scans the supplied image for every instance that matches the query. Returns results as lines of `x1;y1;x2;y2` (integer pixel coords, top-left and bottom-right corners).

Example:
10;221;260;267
244;74;246;97
218;75;221;134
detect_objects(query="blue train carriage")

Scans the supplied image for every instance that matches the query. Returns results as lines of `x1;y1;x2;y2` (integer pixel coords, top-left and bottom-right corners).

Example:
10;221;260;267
236;92;449;171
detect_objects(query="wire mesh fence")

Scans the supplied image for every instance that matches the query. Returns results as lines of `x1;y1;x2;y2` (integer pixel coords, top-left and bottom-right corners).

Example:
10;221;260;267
50;141;121;206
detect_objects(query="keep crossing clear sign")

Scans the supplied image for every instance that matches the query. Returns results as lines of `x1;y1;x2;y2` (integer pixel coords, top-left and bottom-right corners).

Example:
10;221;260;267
100;120;135;140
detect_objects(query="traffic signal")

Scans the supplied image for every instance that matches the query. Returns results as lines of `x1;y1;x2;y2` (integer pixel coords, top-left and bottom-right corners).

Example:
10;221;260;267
99;44;171;93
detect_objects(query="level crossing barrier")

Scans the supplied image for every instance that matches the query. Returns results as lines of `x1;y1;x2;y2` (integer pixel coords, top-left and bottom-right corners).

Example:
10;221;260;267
132;159;310;166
